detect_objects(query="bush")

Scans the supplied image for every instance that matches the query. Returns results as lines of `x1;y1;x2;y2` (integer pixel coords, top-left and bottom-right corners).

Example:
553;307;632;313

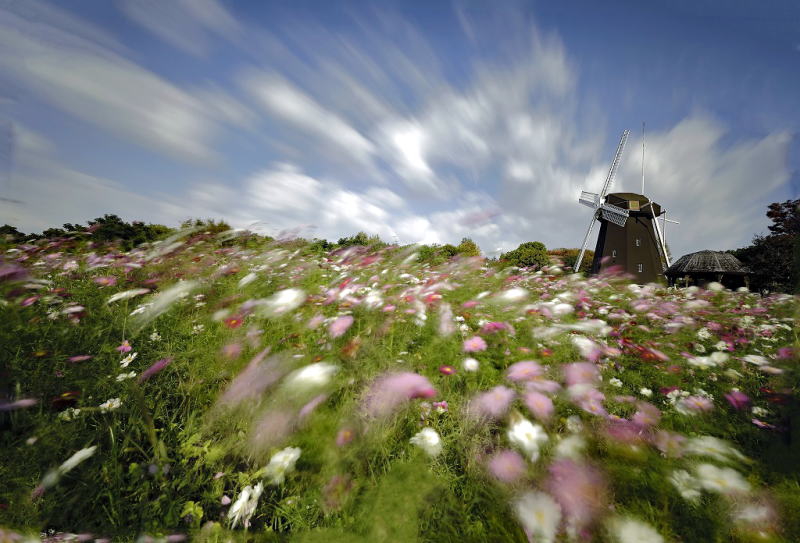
499;241;549;269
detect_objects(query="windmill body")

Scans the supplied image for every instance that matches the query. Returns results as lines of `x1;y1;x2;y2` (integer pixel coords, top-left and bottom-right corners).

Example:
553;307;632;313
574;130;676;283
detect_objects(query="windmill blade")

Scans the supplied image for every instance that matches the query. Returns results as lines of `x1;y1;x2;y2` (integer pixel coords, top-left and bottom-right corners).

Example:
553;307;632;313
574;214;598;272
646;199;670;269
600;202;629;227
599;129;629;198
579;191;600;209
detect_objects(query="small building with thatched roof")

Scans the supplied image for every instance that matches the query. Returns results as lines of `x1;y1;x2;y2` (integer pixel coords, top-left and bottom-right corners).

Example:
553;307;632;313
665;250;751;289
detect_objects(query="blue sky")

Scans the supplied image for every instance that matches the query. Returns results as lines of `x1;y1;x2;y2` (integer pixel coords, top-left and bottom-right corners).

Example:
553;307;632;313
1;0;797;258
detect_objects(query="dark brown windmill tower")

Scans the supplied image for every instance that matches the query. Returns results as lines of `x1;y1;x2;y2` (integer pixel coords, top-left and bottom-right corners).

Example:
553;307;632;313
574;129;678;283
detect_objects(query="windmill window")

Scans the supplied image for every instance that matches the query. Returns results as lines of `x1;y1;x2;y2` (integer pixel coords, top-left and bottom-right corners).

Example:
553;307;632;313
637;263;643;273
612;250;617;258
635;238;641;247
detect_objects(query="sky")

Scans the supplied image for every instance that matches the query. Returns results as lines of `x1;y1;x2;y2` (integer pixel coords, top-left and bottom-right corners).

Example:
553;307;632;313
1;0;798;258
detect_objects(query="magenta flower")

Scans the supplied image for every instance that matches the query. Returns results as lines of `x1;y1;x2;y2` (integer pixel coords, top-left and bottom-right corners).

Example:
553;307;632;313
21;296;39;307
433;400;449;413
487;449;526;483
776;347;795;359
463;336;487;353
480;321;513;335
329;315;354;338
362;372;436;418
605;419;646;444
439;365;456;375
724;390;751;410
137;357;173;383
93;276;117;287
523;391;554;422
116;340;132;353
506;361;544;382
462;300;478;308
564;363;599;386
467;386;515;421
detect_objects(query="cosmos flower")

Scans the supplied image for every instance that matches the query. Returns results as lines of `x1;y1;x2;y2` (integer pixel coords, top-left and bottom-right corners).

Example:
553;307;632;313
547;459;607;532
487;449;526;483
410;428;443;457
463;336;487;352
92;276;117;287
259;288;306;317
685;436;746;463
283;362;339;392
462;358;480;372
513;491;562;543
506;361;544;382
607;516;664;543
468;386;515;421
138;357;173;383
264;447;301;485
36;446;98;495
564;363;600;387
669;470;702;502
99;398;122;412
695;463;750;494
116;341;132;353
724;390;751;410
507;415;549;462
106;288;150;304
119;352;138;368
228;483;263;529
523;391;554;422
363;372;436;418
675;396;714;415
329;315;354;338
439;365;456;375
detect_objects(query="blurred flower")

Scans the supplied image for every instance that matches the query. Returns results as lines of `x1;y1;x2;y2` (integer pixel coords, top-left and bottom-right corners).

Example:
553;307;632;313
523;391;554;422
221;343;243;359
433;400;448;413
695;463;750;494
99;398;121;412
507;415;548;462
0;398;37;411
68;355;92;363
572;336;603;362
36;446;97;496
106;288;150;304
514;491;561;543
488;449;526;483
116;371;136;382
224;315;244;329
547;459;607;533
264;447;301;485
336;428;355;447
259;288;306;317
463;336;487;352
322;474;354;512
632;402;661;428
507;361;543;382
724;390;750;410
468;386;515;421
609;378;623;388
639;387;653;397
686;436;746;463
218;352;289;407
607;516;664;543
119;352;138;368
554;435;586;461
410;427;442;457
564;363;599;386
116;341;132;353
363;372;436;418
438;303;456;337
329;315;354;338
138;358;173;383
675;396;713;415
93;276;117;287
221;495;231;506
149;331;162;342
284;362;339;392
669;470;701;502
228;483;263;529
462;358;480;372
439;365;456;375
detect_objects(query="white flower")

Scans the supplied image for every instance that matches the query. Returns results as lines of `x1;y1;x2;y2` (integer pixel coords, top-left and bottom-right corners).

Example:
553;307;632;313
554;434;586;460
192;324;205;334
119;352;138;368
694;343;707;353
713;341;728;351
695;463;750;494
116;371;137;382
462;358;480;372
709;351;729;365
228;482;263;529
751;406;769;417
513;491;561;543
60;446;98;473
696;328;712;340
686;436;746;463
264;447;301;485
260;288;306;317
99;398;122;412
565;416;584;433
106;288;150;304
507;416;549;462
707;282;724;292
687;356;716;369
669;470;702;502
639;388;653;398
609;378;623;388
283;363;339;392
58;407;81;421
552;303;574;317
742;354;768;366
410;428;443;457
608;516;664;543
149;331;162;342
238;272;257;288
498;288;528;303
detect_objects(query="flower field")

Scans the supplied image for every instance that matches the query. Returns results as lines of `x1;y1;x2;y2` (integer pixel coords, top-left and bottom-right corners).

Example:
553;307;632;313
1;230;798;542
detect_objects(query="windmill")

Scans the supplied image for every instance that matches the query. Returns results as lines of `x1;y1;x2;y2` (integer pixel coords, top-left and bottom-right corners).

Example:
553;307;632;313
574;129;677;283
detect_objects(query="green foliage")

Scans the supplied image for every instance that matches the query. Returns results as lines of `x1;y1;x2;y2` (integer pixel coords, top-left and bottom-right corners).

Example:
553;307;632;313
499;241;549;269
179;218;232;236
549;248;594;273
455;238;480;257
337;231;385;249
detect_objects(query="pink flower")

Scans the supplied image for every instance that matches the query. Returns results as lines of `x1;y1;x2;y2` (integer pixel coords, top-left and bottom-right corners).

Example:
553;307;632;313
546;459;607;531
632;402;661;427
223;315;244;329
218;351;289;406
116;340;132;353
221;343;242;359
0;398;38;411
467;386;515;421
329;315;354;338
68;355;92;363
299;394;328;420
564;363;599;386
724;390;751;410
462;300;478;308
487;449;526;483
463;336;487;353
93;276;117;287
336;428;356;447
363;372;436;418
480;321;513;335
137;357;173;383
433;400;449;413
525;380;561;394
652;430;685;457
752;418;776;429
439;365;456;375
506;361;544;382
523;391;554;422
221;495;232;506
21;296;39;307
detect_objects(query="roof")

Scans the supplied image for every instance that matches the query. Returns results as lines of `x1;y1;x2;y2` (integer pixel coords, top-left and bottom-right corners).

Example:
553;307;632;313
665;250;751;276
605;193;663;216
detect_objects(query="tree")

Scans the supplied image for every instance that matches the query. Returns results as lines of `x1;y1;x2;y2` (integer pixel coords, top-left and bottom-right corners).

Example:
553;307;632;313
500;241;550;269
0;224;25;243
337;232;384;248
456;238;481;257
731;198;799;293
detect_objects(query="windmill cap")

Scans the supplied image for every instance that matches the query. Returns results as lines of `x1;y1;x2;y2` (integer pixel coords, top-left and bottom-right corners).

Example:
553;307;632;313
605;192;663;216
